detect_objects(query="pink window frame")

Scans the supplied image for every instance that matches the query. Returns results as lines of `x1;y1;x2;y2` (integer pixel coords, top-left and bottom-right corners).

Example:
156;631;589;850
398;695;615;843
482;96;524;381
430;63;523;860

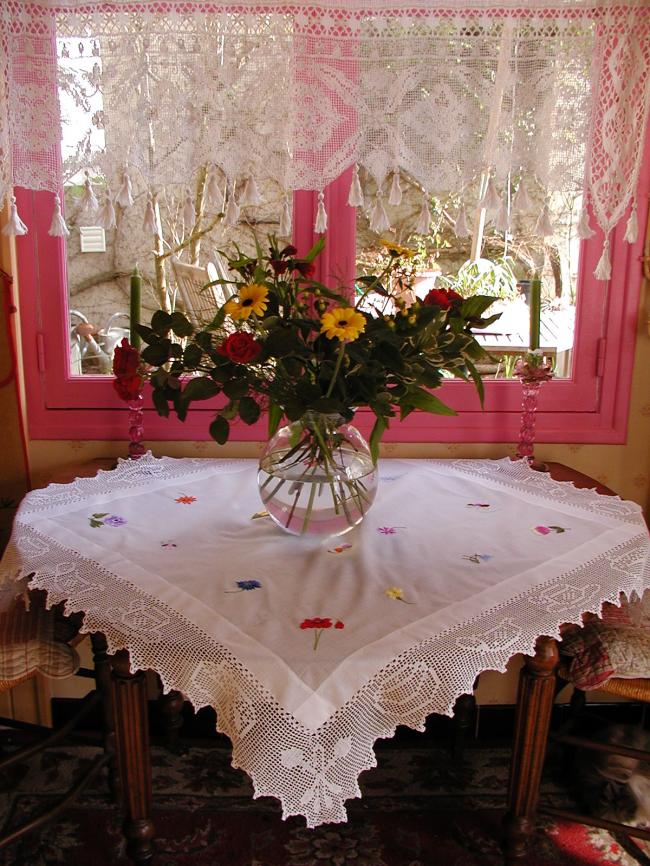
14;128;649;444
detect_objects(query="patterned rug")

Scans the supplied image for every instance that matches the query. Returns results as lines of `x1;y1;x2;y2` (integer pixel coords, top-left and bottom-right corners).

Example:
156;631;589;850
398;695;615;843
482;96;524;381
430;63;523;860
0;739;647;865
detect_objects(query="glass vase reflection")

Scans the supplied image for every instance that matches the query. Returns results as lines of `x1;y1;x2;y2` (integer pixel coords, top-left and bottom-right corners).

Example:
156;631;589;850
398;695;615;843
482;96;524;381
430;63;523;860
258;412;378;537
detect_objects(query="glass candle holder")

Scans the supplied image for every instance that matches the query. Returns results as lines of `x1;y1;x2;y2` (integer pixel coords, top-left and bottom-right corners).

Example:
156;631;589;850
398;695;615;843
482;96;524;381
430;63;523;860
127;394;146;459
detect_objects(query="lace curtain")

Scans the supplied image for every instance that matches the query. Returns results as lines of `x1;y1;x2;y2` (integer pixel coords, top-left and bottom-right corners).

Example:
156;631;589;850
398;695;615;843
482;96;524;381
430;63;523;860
1;0;649;277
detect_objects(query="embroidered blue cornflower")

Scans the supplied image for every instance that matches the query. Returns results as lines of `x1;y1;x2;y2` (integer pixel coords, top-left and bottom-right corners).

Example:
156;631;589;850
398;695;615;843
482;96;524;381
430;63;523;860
237;580;261;590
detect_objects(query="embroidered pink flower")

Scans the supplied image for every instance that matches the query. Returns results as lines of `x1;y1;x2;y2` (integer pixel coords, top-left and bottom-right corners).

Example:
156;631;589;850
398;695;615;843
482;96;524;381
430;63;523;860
534;525;568;535
377;526;405;535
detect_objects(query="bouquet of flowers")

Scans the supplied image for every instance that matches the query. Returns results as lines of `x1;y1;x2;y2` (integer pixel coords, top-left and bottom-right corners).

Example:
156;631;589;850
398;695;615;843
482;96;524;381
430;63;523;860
137;237;499;533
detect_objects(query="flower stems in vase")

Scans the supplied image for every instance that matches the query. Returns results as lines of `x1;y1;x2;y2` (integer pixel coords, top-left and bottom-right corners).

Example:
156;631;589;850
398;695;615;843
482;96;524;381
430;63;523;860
514;351;553;469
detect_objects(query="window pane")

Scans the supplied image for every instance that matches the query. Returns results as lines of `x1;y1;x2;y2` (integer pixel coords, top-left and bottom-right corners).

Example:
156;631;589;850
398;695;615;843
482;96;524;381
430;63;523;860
355;169;581;379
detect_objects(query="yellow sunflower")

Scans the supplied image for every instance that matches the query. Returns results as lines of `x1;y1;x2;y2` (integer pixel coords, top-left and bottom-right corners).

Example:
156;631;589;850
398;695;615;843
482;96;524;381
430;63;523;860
378;239;415;259
225;283;268;320
320;306;366;342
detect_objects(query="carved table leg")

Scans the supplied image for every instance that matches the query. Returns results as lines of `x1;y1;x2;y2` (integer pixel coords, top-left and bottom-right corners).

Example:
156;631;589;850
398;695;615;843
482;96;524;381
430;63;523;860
452;692;477;762
158;688;187;754
111;650;155;865
90;632;121;803
503;636;559;864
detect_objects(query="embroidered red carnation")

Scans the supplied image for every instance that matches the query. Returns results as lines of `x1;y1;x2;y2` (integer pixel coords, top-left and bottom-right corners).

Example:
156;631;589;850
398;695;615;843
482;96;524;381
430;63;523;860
423;288;463;310
217;331;262;364
300;617;333;630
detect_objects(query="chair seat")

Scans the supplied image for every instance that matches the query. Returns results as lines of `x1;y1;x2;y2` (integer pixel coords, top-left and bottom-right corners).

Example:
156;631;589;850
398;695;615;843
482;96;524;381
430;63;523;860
0;594;80;690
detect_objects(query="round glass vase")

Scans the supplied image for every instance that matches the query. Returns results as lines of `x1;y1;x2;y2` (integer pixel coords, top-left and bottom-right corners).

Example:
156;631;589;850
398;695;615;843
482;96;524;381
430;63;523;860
258;412;378;537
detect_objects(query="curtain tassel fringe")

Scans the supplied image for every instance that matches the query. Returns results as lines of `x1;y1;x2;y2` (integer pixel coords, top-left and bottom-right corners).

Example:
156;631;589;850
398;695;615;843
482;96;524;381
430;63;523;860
223;191;240;226
577;206;595;240
143;194;156;234
96;190;116;229
279;194;292;237
80;171;98;214
512;177;532;214
415;195;431;235
494;199;510;233
388;171;402;206
48;194;70;237
480;175;501;218
347;165;364;208
240;176;262;206
115;167;133;208
315;191;328;233
369;192;390;234
594;240;611;280
2;195;28;236
206;168;223;210
182;190;196;230
624;207;638;244
454;205;470;239
534;203;554;237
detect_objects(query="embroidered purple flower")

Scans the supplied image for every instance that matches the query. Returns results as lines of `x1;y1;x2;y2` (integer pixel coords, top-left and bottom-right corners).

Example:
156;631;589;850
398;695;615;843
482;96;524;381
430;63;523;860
225;579;262;593
88;512;126;528
377;526;405;535
467;503;490;508
104;515;127;527
462;553;493;564
534;525;568;535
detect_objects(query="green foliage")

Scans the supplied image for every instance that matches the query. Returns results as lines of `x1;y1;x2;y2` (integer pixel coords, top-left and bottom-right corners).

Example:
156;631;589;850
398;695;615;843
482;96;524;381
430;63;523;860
139;236;500;451
438;257;518;301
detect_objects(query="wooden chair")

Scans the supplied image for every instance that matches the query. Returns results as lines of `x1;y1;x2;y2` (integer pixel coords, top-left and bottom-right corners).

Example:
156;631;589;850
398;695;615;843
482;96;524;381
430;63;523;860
0;589;113;850
171;256;234;327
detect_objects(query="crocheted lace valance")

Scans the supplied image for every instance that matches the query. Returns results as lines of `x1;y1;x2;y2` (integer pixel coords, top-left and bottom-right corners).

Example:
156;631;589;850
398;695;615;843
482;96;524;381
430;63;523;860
1;0;649;278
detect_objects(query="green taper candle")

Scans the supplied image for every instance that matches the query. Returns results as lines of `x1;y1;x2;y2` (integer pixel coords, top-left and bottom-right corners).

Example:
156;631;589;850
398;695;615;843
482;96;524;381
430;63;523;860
130;265;142;349
529;273;541;351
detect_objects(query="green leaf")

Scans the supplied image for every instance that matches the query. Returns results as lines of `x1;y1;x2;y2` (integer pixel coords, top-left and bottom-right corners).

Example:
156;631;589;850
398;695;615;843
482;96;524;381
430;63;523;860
311;397;345;414
401;387;457;417
223;379;249;400
151;310;173;335
173;390;189;422
182;377;221;402
134;324;157;344
268;402;283;437
206;306;227;331
209;415;230;444
239;396;261;425
304;236;325;262
170;311;194;338
372;342;405;373
141;340;172;367
183;343;203;368
465;358;485;408
460;295;498;319
152;388;170;418
195;331;213;351
369;414;387;464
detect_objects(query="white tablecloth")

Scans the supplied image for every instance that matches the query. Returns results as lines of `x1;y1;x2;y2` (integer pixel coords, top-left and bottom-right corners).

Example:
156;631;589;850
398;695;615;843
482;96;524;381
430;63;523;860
1;455;649;825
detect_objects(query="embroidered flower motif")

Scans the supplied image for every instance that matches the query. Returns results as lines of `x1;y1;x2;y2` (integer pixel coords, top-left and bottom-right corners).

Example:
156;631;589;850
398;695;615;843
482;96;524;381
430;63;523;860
225;580;262;593
385;586;414;604
377;526;405;535
175;495;197;505
534;525;569;535
88;513;127;528
467;502;490;508
300;617;344;650
328;543;352;554
161;541;177;548
462;553;493;564
251;510;270;520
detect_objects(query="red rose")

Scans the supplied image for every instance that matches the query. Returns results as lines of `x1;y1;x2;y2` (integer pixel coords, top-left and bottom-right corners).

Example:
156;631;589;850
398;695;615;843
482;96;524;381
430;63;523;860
217;331;262;364
113;374;144;402
294;260;315;278
113;338;140;377
423;288;463;310
270;259;289;275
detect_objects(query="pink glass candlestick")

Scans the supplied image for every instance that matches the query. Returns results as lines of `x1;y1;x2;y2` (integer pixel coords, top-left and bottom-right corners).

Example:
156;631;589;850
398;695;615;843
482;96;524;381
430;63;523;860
127;394;146;459
514;353;553;467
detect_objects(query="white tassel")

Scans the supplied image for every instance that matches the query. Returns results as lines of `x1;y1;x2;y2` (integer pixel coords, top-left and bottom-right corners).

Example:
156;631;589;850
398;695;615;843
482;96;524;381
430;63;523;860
314;191;328;233
577;206;595;240
206;169;223;209
240;176;262;206
480;176;501;218
388;171;402;207
182;191;196;230
2;195;28;236
512;177;532;214
454;204;470;239
624;207;638;244
347;164;364;208
594;239;612;280
115;167;133;208
534;203;554;237
96;190;116;229
279;194;292;237
415;195;431;235
80;171;98;214
223;192;240;226
48;194;70;237
143;194;156;234
369;192;390;234
494;198;510;233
